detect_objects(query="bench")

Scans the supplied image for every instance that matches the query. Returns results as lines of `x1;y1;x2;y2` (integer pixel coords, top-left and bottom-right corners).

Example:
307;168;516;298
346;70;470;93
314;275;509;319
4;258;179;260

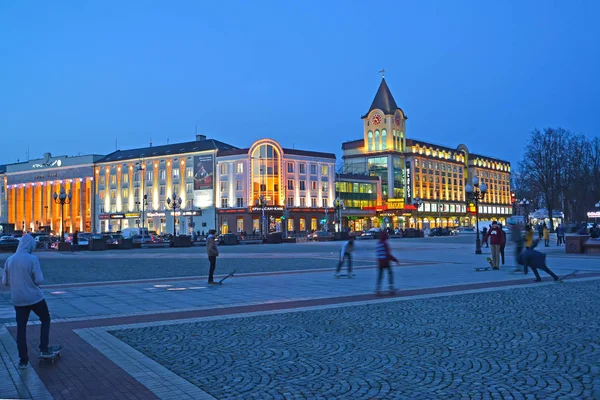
583;239;600;254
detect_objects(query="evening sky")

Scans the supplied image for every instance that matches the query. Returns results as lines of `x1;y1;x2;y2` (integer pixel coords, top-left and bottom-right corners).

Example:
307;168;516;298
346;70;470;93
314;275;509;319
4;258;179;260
1;1;598;166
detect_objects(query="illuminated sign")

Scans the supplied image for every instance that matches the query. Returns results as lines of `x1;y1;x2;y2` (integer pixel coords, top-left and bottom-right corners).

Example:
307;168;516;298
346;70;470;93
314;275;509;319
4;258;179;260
147;212;167;218
386;198;405;210
587;211;600;218
405;161;412;204
172;210;202;217
124;213;141;218
110;213;125;219
251;206;284;212
32;158;63;169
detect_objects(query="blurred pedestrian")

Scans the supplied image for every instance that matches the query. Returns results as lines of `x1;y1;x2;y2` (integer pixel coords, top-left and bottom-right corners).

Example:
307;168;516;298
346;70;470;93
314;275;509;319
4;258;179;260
524;225;534;248
335;237;355;277
543;225;549;247
71;230;79;252
206;229;219;284
482;221;504;269
2;234;58;369
375;231;399;294
519;239;560;282
511;223;524;271
482;226;489;248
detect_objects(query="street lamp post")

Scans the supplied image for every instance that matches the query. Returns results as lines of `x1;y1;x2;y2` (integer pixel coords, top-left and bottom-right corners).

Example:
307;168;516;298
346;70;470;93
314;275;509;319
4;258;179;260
166;193;182;237
465;177;488;255
520;198;531;224
53;188;72;242
335;198;344;232
413;197;423;230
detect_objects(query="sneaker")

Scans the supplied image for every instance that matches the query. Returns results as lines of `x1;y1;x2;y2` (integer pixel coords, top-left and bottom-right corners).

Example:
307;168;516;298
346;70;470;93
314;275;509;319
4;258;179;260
40;350;56;358
18;361;28;369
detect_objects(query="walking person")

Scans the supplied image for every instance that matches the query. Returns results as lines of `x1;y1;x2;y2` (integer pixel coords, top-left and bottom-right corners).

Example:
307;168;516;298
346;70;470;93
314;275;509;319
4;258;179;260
519;240;560;282
335;237;355;277
511;223;524;271
543;225;549;247
482;221;505;269
2;234;58;369
206;229;219;284
375;231;399;294
499;224;507;266
524;224;534;249
537;223;544;239
481;226;489;248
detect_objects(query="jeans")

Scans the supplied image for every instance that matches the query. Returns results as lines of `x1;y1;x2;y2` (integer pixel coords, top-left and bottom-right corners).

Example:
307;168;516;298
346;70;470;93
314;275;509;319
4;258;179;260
208;256;217;282
15;299;50;363
336;253;352;274
490;245;501;268
500;244;505;265
376;266;394;290
525;263;559;281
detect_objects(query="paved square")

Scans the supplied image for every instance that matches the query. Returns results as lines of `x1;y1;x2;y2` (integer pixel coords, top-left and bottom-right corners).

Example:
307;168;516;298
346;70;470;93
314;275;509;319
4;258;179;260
111;280;600;400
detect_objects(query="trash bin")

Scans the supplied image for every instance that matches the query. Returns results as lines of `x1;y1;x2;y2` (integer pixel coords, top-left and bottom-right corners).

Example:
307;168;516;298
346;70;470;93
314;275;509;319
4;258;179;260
565;235;587;254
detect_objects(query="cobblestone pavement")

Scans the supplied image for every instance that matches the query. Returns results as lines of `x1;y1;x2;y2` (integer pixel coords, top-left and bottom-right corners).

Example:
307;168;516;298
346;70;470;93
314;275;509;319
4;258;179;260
112;279;600;400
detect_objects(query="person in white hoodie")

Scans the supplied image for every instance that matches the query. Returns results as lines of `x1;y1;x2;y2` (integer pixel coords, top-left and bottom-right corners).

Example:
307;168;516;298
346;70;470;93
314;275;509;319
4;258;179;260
2;234;55;369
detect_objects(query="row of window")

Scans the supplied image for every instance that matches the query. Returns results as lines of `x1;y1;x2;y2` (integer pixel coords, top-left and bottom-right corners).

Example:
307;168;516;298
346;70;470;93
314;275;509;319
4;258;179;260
99;183;194;200
221;216;322;235
99;199;194;214
286;163;328;175
99;168;193;185
218;197;330;209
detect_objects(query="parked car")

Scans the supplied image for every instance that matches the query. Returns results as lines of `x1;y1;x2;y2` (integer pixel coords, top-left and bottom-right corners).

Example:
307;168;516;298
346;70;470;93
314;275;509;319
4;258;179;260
132;234;155;244
35;235;52;248
219;233;240;245
307;231;334;242
0;236;19;252
357;231;376;240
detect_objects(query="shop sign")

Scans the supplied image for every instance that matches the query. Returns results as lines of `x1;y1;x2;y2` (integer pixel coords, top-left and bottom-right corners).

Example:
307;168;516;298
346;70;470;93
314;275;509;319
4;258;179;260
251;206;284;212
147;212;166;218
99;214;110;220
124;213;140;218
587;211;600;218
405;161;412;204
172;210;202;217
386;198;405;210
110;213;125;219
32;159;63;169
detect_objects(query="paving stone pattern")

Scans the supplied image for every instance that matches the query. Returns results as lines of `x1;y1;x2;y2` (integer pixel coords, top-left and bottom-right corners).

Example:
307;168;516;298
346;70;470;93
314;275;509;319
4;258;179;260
112;280;600;400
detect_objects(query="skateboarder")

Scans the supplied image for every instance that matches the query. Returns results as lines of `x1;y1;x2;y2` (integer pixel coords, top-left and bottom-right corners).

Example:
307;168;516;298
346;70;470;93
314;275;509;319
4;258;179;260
518;239;560;282
335;237;355;277
206;229;219;284
375;231;399;293
2;234;57;369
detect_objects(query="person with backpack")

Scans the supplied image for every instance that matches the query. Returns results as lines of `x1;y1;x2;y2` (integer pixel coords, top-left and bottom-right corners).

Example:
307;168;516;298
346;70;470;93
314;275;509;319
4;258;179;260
375;231;399;294
335;237;355;277
2;234;59;369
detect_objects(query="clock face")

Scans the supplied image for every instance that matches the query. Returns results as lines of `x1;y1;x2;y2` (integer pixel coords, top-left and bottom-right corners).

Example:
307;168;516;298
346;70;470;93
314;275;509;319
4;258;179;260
371;114;382;125
395;115;401;125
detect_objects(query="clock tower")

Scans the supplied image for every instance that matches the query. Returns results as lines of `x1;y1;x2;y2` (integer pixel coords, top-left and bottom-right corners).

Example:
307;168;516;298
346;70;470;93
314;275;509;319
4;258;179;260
361;77;407;153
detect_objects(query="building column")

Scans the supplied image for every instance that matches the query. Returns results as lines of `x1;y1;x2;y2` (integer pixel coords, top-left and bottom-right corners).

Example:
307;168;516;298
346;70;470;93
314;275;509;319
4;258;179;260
30;184;35;232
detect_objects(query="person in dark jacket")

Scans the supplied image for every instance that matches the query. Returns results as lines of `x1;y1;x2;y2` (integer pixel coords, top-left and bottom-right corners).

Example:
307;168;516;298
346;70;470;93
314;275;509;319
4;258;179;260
375;231;399;294
71;230;79;252
499;224;507;265
519;239;560;282
206;229;219;284
481;227;489;248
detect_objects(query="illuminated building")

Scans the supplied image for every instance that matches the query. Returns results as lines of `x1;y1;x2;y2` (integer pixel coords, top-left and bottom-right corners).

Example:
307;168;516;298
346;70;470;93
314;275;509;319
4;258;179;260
342;78;512;229
334;173;381;232
216;138;336;235
95;135;236;234
0;164;6;232
3;153;101;234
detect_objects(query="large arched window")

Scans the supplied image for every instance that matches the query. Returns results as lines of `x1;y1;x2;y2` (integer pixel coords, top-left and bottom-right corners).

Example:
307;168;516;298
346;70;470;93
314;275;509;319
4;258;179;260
251;143;281;206
368;131;373;151
392;130;396;150
382;129;387;150
375;130;380;151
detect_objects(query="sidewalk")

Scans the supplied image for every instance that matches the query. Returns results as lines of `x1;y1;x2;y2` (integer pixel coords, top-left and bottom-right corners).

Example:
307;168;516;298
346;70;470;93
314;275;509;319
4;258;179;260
1;245;599;399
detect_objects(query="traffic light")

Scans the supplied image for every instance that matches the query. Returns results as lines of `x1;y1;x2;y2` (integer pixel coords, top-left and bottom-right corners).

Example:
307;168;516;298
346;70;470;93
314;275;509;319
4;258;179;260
511;192;516;203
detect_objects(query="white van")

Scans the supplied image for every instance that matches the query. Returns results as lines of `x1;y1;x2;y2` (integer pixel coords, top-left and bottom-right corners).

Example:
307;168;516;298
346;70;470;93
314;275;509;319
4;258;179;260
121;227;149;239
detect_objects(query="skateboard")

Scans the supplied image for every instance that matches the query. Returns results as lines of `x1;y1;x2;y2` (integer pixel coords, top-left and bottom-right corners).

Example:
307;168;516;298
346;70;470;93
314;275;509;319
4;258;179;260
474;267;491;272
217;270;236;285
557;270;578;282
38;345;62;365
336;273;356;278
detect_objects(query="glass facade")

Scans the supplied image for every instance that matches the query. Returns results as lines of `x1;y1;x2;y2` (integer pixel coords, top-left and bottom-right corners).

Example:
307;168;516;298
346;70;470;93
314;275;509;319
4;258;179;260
392;156;404;199
251;144;281;206
367;156;388;199
335;181;378;208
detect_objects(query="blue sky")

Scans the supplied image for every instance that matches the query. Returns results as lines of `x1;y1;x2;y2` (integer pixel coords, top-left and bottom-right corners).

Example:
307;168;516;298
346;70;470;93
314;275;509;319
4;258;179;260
1;1;598;166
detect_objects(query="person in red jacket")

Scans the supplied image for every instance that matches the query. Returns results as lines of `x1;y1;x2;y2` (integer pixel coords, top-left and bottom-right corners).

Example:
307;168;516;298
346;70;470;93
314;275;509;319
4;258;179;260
483;221;505;269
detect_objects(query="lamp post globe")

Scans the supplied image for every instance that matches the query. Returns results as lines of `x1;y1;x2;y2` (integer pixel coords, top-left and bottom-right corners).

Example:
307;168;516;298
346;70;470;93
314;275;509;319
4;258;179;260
465;178;486;255
53;188;72;243
413;196;423;230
